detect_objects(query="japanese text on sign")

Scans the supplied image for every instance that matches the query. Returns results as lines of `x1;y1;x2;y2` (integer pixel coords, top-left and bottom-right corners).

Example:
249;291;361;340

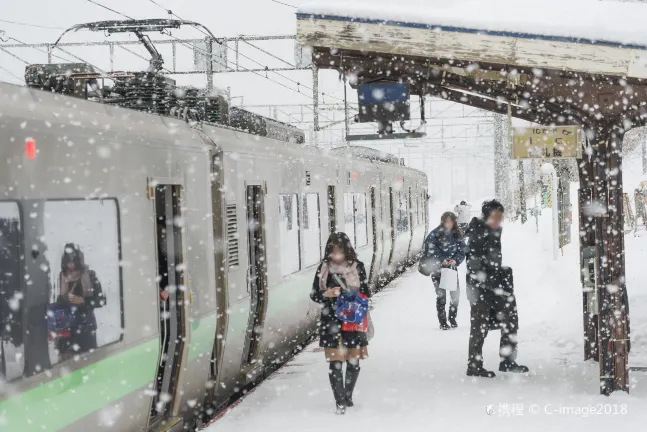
512;126;582;159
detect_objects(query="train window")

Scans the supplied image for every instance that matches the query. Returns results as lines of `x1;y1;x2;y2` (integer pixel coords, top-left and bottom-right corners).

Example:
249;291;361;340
396;192;410;233
343;193;356;246
0;202;23;382
42;199;122;367
355;193;368;248
302;193;321;267
279;194;301;276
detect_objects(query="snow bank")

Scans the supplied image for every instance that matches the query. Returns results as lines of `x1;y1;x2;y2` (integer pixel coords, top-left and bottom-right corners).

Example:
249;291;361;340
298;0;647;48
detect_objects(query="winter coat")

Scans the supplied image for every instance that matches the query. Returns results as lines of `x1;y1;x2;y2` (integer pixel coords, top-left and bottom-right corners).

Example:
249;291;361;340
310;260;371;348
423;225;465;269
464;217;505;298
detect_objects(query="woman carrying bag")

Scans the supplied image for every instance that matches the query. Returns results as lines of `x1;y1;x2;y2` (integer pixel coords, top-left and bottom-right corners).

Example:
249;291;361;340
310;232;371;415
422;212;465;330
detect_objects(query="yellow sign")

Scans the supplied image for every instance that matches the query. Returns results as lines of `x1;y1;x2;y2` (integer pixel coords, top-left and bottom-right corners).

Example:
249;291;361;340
512;126;582;159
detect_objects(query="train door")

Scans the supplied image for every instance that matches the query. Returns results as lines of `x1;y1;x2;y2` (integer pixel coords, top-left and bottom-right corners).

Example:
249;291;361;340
242;184;267;377
368;186;381;282
150;183;187;430
388;187;396;264
327;186;337;234
407;187;415;258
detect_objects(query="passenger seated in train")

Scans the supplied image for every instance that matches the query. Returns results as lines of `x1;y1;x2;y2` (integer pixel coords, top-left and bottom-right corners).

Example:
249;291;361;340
55;244;105;362
422;212;465;330
464;200;528;378
310;232;371;415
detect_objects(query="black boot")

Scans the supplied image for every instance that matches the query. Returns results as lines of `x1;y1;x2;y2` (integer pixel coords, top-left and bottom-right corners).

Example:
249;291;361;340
466;360;496;378
329;362;346;414
448;317;458;328
466;365;496;378
436;288;449;330
499;360;529;373
345;362;360;407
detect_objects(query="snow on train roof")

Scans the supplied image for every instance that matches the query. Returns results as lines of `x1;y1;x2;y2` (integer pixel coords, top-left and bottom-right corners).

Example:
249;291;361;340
298;0;647;49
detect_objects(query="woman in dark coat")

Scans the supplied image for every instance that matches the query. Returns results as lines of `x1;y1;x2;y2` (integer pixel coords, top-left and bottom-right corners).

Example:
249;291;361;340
56;243;105;361
311;232;371;415
422;212;465;330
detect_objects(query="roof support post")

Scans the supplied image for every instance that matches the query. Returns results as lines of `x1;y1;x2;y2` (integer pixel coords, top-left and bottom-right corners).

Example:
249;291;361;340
579;126;630;395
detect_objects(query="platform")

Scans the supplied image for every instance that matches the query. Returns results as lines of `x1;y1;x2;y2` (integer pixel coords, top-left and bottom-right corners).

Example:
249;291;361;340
205;192;647;432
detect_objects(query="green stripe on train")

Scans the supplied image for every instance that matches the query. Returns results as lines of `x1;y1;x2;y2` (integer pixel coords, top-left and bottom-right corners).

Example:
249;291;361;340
0;313;217;432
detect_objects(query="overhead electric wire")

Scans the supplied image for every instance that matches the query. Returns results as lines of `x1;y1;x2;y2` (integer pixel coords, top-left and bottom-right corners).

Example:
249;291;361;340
87;0;345;124
270;0;297;8
0;19;65;30
85;0;135;20
0;46;29;64
142;0;346;105
0;64;25;83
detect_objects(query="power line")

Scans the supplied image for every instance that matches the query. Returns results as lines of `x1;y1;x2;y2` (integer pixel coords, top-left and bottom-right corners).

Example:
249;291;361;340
0;64;25;83
270;0;296;8
82;0;346;125
141;0;345;104
0;46;29;64
85;0;135;20
0;19;65;30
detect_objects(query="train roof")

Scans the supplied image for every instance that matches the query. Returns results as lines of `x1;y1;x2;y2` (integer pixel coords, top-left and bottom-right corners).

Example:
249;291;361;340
0;82;425;178
297;0;647;78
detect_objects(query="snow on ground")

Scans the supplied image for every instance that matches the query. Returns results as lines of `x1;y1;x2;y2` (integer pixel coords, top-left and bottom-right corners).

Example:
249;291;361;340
206;155;647;432
298;0;647;47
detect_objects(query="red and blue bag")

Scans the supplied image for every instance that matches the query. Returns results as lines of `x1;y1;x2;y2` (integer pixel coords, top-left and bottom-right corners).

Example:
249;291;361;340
335;292;369;324
46;303;73;341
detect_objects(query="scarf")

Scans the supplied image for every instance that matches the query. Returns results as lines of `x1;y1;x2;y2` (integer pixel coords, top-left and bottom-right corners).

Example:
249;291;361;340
318;261;360;293
60;267;92;298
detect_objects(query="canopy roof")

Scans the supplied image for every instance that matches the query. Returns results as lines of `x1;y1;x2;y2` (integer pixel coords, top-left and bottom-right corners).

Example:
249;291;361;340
296;0;647;129
298;0;647;49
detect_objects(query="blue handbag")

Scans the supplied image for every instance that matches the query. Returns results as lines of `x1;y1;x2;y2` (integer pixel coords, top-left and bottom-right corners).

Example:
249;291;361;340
47;303;73;340
335;291;369;323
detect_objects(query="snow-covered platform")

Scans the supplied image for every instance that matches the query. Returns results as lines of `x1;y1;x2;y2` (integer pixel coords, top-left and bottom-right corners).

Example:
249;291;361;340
297;0;647;78
204;197;647;432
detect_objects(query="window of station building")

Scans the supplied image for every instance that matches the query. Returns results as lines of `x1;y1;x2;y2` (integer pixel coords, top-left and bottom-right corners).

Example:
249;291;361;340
396;192;410;233
279;194;301;276
302;193;321;267
1;199;123;382
354;193;368;248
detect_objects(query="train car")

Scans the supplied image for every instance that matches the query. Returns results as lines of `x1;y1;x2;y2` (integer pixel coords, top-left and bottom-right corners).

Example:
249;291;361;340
0;82;427;432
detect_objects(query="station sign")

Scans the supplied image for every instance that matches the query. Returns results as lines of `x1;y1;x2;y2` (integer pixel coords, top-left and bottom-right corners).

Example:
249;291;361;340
512;126;582;159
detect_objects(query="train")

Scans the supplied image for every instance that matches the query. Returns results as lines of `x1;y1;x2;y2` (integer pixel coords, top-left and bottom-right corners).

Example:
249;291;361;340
0;81;428;432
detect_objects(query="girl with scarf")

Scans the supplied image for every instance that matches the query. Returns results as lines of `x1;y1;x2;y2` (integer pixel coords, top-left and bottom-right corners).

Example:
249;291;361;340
423;212;465;330
56;243;105;361
310;232;371;415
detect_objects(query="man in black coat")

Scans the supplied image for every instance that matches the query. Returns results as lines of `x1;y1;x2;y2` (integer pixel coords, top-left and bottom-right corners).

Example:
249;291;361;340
464;200;529;378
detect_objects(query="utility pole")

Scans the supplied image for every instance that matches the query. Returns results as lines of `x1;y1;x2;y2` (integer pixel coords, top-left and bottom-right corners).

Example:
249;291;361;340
642;138;647;175
519;160;527;223
493;114;509;208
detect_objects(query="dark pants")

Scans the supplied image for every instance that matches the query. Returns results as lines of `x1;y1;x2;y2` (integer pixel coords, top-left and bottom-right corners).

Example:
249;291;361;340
432;273;460;324
467;286;518;369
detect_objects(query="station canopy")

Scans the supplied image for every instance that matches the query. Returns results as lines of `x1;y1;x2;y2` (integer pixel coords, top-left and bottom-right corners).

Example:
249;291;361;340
296;0;647;129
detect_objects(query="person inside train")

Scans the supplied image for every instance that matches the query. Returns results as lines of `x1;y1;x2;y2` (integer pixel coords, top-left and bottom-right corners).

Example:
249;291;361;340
464;200;528;378
423;212;465;330
310;232;371;415
56;243;105;362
